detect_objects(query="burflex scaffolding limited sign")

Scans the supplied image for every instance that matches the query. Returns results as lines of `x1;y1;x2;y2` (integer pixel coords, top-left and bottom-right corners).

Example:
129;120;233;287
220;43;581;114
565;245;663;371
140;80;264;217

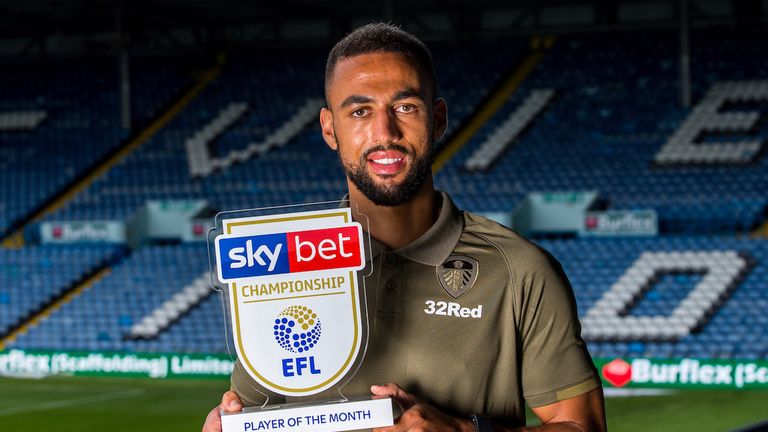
597;357;768;389
2;350;767;390
0;349;232;379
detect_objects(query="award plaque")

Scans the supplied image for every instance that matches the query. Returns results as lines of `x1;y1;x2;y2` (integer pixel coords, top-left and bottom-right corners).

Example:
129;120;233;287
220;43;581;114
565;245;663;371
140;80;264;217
208;201;394;432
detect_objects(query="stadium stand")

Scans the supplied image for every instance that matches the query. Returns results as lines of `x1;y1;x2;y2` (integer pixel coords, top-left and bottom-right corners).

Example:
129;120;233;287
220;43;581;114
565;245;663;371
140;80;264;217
0;60;125;238
0;110;48;130
38;40;523;223
434;30;768;234
9;244;222;353
0;245;123;337
539;236;768;359
3;30;767;363
5;41;524;354
128;272;212;339
464;88;556;171
0;57;194;239
9;235;767;359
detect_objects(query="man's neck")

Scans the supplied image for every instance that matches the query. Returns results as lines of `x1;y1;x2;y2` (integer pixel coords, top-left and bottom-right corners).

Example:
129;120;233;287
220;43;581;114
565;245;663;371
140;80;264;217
347;179;439;250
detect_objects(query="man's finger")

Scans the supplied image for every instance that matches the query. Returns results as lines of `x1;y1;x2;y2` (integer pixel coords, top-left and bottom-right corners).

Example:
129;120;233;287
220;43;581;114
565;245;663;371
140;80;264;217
371;383;418;410
202;405;222;432
221;391;243;413
203;391;242;432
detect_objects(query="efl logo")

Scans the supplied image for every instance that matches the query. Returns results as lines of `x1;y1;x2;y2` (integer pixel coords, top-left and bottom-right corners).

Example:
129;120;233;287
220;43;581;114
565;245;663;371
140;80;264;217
274;305;322;354
216;225;363;281
274;305;323;378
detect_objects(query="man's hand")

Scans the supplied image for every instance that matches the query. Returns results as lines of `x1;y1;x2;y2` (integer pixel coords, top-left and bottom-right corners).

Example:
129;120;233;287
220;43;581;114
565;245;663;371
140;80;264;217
370;383;605;432
202;391;243;432
371;383;474;432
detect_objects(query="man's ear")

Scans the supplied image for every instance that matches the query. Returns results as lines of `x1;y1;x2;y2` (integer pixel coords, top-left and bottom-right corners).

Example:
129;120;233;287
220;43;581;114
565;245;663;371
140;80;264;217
432;98;448;142
320;107;338;151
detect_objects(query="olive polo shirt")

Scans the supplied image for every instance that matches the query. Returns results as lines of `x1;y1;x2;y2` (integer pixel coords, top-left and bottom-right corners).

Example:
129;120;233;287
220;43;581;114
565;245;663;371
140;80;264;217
230;191;599;427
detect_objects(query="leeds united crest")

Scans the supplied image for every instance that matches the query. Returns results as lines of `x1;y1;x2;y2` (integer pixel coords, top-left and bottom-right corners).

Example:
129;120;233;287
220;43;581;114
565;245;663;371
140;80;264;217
437;255;479;298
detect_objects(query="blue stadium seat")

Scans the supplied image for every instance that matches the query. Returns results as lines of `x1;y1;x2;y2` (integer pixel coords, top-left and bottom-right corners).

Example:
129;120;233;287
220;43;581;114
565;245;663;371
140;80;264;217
435;31;768;234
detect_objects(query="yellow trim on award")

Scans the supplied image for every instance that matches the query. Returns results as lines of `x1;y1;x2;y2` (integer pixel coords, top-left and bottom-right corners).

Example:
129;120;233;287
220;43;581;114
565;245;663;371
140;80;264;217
243;291;345;304
232;270;360;393
225;211;350;234
223;208;362;395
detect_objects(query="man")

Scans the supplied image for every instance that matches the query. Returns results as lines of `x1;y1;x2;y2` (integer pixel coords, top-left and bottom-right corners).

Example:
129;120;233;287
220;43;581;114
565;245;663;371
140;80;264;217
204;23;605;431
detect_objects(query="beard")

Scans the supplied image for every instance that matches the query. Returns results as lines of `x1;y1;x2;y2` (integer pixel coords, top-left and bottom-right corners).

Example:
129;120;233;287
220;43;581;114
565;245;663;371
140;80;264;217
339;141;434;207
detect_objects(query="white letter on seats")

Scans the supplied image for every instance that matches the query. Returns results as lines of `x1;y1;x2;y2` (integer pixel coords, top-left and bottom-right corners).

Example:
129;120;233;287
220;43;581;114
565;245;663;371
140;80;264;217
655;80;768;164
580;251;750;340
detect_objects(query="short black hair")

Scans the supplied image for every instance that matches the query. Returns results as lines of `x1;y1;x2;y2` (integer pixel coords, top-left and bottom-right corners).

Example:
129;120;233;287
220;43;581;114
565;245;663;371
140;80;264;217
325;23;438;105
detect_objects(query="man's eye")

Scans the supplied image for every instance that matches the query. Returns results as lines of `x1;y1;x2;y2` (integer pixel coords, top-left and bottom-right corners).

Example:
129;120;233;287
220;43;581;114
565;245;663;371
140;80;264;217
351;108;368;117
396;104;415;113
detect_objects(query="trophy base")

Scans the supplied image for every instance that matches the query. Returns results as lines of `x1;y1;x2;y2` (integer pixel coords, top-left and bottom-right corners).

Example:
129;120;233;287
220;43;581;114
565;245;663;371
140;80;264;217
221;397;394;432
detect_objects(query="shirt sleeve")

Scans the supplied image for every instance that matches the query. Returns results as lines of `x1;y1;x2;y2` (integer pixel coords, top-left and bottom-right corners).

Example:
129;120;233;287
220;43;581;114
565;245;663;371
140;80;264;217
516;247;600;408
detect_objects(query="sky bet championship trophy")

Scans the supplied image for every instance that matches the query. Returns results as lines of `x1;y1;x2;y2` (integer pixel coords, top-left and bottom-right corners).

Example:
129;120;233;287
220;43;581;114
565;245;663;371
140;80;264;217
208;200;394;432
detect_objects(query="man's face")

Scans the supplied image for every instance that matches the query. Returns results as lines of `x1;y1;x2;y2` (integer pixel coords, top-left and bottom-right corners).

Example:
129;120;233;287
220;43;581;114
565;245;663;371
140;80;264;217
320;52;447;206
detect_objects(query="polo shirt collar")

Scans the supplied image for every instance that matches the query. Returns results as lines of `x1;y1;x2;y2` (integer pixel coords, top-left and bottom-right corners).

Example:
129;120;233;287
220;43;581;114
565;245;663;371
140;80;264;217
394;191;463;266
341;191;464;266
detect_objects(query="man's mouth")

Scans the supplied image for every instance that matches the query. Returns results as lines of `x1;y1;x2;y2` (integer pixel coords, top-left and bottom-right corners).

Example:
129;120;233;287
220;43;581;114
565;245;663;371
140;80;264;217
371;157;401;165
366;150;407;175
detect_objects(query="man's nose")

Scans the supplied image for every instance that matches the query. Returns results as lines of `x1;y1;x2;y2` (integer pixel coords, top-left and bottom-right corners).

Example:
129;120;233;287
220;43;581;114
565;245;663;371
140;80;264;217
371;109;401;144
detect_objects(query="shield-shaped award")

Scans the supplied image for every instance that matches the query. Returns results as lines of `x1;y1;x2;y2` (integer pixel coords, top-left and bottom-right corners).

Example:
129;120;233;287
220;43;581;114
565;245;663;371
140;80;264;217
208;201;393;432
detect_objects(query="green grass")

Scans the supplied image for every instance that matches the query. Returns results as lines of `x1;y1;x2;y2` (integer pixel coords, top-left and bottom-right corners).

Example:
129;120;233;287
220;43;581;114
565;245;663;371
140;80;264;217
603;390;767;432
0;376;766;431
0;376;229;431
525;389;767;432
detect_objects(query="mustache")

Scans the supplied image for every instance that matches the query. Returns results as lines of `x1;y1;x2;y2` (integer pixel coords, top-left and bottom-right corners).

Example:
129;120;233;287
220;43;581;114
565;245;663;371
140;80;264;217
361;144;411;160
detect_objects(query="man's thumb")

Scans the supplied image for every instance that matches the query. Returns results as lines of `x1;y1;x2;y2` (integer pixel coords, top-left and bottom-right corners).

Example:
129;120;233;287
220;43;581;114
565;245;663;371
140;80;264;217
371;383;417;410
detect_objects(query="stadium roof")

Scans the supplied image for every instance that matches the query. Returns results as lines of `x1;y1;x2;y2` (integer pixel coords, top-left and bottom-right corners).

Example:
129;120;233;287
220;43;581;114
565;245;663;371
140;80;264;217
0;0;763;58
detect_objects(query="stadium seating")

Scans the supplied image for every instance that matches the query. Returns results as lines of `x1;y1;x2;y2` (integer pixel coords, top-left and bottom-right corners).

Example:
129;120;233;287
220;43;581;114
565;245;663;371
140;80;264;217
9;244;224;353
654;80;768;165
0;245;123;336
8;236;767;361
3;31;767;363
38;40;524;223
435;30;768;234
129;272;211;338
8;40;525;354
0;57;194;238
538;236;768;359
465;88;556;171
0;110;48;130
